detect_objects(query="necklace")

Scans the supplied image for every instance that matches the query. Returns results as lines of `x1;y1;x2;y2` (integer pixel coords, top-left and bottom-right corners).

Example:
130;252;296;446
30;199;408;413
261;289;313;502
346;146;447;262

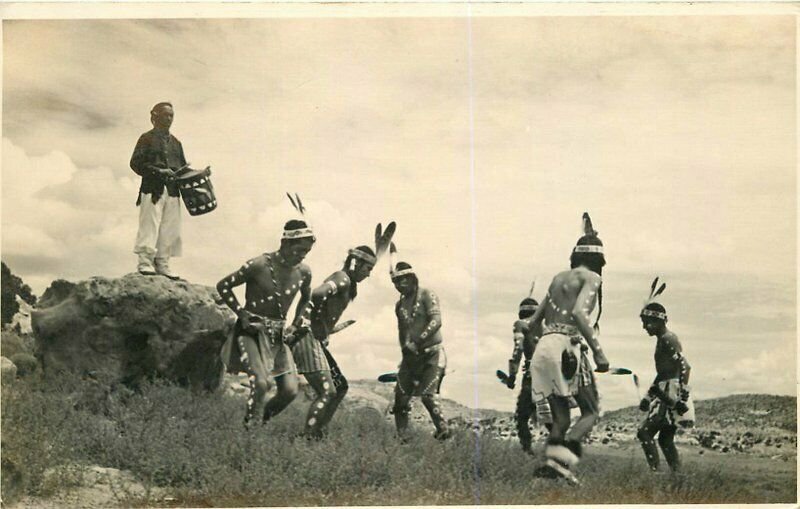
267;253;287;320
400;290;420;327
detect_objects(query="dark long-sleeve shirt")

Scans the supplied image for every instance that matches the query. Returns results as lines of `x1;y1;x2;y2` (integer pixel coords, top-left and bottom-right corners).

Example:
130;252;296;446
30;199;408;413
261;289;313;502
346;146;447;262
130;128;186;205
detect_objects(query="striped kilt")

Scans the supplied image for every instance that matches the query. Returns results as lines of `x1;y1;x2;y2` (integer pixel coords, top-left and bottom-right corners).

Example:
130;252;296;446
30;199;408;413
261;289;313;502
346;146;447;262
291;331;331;374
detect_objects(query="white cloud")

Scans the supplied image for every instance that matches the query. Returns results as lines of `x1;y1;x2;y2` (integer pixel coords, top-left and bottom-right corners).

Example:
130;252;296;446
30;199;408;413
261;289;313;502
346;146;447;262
706;346;796;399
2;17;796;411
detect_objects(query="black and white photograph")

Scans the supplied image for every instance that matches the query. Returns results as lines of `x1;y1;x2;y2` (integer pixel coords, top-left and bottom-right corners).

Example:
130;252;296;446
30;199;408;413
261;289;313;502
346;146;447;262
0;2;796;507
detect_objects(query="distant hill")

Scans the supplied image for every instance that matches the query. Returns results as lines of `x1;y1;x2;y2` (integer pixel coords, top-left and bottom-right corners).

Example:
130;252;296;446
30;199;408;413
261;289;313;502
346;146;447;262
344;378;509;420
333;380;796;458
603;393;796;432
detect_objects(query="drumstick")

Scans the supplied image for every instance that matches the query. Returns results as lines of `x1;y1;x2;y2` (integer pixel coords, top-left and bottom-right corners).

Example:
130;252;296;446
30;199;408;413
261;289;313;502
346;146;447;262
169;163;191;180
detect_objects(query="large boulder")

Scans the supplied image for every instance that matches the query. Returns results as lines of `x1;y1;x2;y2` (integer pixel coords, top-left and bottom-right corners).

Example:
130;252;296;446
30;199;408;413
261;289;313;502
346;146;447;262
31;274;235;390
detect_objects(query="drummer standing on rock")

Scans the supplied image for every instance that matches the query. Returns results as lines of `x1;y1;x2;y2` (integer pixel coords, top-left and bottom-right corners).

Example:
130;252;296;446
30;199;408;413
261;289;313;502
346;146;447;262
130;101;187;280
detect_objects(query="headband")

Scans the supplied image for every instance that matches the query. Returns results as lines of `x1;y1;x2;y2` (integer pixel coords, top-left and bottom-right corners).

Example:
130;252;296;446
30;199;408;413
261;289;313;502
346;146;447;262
391;268;416;279
573;245;604;254
640;309;667;321
282;227;315;240
348;248;377;265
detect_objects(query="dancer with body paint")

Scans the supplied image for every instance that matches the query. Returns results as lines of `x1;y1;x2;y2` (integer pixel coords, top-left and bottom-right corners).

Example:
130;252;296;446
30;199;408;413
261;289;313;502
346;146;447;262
290;223;396;439
527;212;610;484
504;287;550;453
637;278;694;472
216;194;314;427
390;246;450;441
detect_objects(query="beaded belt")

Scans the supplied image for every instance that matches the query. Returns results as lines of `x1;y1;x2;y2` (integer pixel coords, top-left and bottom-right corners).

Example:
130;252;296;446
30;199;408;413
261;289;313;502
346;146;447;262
542;322;580;337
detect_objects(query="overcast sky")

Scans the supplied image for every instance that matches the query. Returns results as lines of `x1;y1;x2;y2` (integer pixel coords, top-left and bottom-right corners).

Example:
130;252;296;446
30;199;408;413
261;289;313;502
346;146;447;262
2;14;795;411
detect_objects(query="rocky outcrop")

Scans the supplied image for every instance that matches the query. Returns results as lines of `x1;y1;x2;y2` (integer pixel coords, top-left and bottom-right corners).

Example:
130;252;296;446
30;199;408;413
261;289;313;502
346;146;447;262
2;356;17;384
31;274;235;390
10;296;33;334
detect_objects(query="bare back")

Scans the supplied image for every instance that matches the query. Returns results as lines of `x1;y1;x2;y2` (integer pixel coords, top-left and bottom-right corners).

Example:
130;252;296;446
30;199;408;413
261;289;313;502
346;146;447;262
543;267;601;329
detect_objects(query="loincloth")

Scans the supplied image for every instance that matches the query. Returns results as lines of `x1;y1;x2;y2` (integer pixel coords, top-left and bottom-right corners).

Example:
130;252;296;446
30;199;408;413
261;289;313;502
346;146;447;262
396;345;447;397
219;316;296;377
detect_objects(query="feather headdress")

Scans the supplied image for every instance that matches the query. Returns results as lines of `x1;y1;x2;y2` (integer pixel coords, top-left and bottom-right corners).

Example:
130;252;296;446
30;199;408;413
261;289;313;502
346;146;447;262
283;192;315;240
573;212;603;254
640;276;668;321
346;222;397;268
519;279;538;312
374;222;396;260
389;242;415;279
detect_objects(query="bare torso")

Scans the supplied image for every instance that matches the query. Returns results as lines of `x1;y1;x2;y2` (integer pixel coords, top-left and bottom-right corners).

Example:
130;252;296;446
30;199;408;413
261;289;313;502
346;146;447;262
311;270;352;338
240;253;311;320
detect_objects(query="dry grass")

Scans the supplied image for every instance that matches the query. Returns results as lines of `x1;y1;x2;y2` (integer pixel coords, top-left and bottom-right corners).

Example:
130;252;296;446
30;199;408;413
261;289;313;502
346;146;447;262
2;375;795;507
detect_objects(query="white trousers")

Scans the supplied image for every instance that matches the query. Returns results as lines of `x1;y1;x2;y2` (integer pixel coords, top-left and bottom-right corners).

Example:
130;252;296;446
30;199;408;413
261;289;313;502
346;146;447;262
133;193;182;258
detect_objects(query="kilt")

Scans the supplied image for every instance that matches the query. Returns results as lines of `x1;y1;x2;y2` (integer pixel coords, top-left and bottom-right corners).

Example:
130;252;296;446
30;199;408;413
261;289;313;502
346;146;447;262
530;331;581;401
292;331;331;374
646;378;695;428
